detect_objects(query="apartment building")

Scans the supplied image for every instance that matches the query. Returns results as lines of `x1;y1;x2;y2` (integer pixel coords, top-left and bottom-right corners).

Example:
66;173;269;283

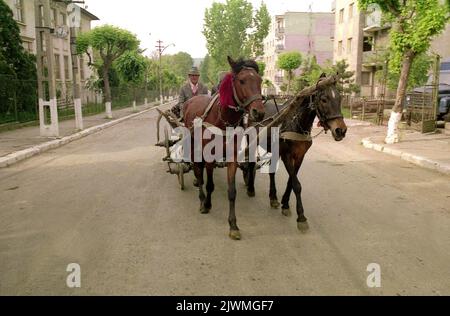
5;0;99;104
333;0;450;98
263;11;335;94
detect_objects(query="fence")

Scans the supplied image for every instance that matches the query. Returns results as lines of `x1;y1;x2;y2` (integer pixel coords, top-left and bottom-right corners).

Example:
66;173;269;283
0;75;165;131
0;74;38;125
343;95;395;125
405;90;437;133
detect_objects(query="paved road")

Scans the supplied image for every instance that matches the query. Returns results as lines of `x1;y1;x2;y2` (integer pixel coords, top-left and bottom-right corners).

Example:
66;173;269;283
0;108;449;295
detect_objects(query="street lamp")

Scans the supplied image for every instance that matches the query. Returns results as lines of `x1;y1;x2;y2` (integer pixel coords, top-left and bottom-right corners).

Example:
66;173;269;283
156;40;175;105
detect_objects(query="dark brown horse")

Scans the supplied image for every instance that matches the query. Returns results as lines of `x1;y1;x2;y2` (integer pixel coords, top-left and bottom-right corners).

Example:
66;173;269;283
244;74;347;231
183;56;265;240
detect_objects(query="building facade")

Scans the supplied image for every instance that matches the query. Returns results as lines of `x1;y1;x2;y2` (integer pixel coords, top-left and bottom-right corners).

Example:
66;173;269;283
332;0;450;98
263;11;335;94
5;0;99;104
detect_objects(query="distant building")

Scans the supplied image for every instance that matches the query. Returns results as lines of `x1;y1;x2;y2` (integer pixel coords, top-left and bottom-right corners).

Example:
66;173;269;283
5;0;99;104
332;0;450;98
262;11;335;94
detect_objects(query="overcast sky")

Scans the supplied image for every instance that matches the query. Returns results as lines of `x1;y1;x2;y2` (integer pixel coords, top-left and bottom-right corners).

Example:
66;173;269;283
83;0;334;59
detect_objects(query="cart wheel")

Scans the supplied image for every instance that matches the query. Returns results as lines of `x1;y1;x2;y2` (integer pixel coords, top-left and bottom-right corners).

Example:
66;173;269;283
177;163;185;190
164;127;170;159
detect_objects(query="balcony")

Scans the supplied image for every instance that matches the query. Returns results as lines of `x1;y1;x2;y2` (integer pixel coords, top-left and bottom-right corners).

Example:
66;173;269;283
275;44;285;52
362;50;386;67
275;75;284;85
275;27;285;38
364;9;383;32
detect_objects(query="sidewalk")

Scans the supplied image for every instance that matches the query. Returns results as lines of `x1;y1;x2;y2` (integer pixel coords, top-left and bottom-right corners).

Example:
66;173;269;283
0;102;158;158
360;122;450;176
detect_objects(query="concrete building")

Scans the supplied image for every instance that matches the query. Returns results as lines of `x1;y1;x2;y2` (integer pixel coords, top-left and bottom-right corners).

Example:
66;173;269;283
332;0;450;98
5;0;99;104
262;11;335;94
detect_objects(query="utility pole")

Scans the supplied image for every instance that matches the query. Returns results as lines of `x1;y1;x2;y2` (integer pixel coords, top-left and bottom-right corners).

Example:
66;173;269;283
65;0;85;130
35;0;59;137
155;40;175;105
156;40;164;106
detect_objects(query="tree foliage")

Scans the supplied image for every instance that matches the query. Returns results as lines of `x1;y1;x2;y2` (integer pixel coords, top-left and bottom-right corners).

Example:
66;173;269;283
324;60;361;95
203;0;270;71
0;0;37;122
162;52;194;79
277;52;303;95
116;51;147;85
77;25;140;102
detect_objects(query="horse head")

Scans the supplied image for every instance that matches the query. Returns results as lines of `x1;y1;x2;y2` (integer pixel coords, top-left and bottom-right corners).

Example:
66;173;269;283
223;56;265;122
314;73;348;142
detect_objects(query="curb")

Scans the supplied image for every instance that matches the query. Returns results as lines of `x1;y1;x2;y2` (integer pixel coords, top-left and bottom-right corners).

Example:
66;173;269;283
0;102;175;168
361;137;450;176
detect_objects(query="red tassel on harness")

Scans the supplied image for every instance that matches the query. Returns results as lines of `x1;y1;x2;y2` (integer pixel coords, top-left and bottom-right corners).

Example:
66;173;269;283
219;73;236;109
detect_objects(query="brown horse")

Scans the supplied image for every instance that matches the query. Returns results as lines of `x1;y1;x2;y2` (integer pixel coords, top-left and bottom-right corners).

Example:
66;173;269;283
183;56;265;240
244;74;347;231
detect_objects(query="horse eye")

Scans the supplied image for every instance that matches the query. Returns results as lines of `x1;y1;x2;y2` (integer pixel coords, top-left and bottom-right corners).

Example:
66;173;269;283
321;97;328;102
240;80;245;85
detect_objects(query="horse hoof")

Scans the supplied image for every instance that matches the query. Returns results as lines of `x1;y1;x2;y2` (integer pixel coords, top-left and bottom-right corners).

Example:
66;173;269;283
270;200;280;209
193;180;200;188
200;206;210;214
229;230;241;241
297;221;309;232
247;190;256;198
281;208;291;217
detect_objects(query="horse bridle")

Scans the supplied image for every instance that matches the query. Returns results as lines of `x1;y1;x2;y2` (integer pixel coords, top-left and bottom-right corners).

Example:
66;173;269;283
231;66;263;112
309;87;343;130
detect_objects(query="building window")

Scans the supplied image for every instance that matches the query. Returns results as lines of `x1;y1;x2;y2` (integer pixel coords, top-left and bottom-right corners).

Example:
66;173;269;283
60;13;67;26
338;41;343;55
349;3;354;19
51;8;57;28
339;9;344;23
363;37;373;52
347;38;353;54
14;0;24;23
54;54;61;80
64;56;70;80
362;72;371;86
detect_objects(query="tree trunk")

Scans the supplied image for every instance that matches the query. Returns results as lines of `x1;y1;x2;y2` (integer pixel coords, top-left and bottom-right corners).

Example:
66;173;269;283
287;71;292;96
385;49;416;144
102;65;112;103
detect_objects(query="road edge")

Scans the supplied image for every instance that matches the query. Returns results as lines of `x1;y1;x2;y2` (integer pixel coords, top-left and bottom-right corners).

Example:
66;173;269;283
0;102;174;168
361;137;450;176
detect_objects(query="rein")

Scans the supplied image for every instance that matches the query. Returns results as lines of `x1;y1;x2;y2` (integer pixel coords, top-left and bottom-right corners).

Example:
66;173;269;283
230;66;263;112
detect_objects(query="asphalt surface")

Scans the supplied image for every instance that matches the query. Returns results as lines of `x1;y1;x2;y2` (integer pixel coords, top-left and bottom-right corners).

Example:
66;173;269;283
0;108;449;295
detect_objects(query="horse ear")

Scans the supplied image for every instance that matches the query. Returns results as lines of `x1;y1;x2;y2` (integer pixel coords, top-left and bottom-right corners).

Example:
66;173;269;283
320;72;327;79
227;56;235;67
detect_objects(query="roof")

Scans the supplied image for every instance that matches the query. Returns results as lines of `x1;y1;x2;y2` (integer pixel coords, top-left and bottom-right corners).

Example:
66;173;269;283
80;6;99;21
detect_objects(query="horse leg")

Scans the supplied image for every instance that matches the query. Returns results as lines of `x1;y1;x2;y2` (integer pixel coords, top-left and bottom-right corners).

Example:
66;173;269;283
246;162;256;198
281;155;294;216
269;173;281;209
292;159;308;232
227;161;241;240
204;163;215;212
194;162;208;214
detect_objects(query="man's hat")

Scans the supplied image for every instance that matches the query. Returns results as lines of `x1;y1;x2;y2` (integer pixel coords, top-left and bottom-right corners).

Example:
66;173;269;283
188;66;200;76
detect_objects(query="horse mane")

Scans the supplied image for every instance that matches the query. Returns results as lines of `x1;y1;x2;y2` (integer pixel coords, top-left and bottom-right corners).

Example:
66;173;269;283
219;58;259;108
230;58;259;74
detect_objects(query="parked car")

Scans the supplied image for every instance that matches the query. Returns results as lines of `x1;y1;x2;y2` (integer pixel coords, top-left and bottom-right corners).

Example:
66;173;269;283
406;58;450;120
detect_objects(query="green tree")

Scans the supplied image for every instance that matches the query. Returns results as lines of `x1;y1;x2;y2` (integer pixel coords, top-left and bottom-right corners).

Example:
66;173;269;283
277;52;303;95
116;51;147;105
358;0;449;143
77;25;140;110
324;60;361;96
203;0;270;71
257;61;266;77
0;0;37;122
162;52;194;79
375;51;432;91
292;56;324;93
